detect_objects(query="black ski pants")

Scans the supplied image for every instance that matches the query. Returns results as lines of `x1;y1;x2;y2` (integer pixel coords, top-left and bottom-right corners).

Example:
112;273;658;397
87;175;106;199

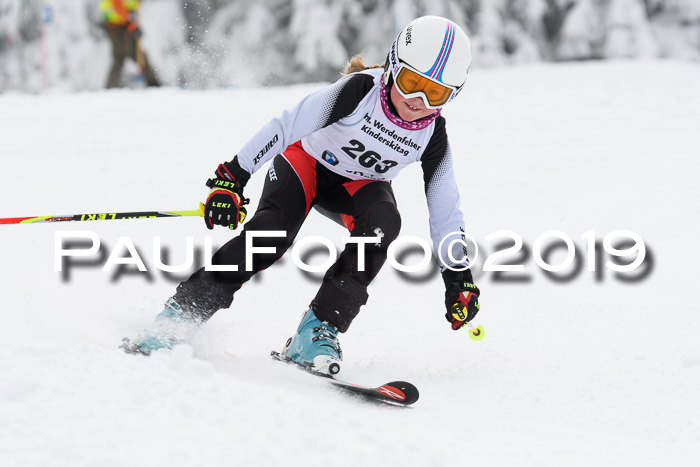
173;142;401;332
104;24;160;88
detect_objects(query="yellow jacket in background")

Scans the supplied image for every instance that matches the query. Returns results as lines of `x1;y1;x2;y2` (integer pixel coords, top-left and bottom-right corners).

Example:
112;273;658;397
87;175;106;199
100;0;140;27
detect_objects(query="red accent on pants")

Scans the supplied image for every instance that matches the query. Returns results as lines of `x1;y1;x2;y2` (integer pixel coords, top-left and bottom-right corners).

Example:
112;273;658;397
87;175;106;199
341;179;375;231
283;141;318;215
343;179;373;196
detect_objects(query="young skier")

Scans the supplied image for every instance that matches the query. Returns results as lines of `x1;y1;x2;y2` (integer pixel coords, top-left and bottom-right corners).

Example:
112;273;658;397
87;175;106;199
122;15;482;375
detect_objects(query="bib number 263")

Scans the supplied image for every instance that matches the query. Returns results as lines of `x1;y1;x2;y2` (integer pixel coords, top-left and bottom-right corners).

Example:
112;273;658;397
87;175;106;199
341;139;398;174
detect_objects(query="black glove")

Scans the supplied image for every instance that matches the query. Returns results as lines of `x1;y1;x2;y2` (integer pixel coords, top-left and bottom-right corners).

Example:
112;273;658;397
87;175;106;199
204;157;251;230
127;22;142;39
442;268;480;330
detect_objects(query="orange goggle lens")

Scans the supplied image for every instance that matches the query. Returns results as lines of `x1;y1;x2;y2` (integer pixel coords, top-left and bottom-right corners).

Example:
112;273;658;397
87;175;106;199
395;66;454;107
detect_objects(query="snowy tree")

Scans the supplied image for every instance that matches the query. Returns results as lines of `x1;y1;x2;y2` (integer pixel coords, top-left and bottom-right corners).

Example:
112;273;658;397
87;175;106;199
648;0;700;60
0;0;698;93
556;0;607;60
605;0;659;58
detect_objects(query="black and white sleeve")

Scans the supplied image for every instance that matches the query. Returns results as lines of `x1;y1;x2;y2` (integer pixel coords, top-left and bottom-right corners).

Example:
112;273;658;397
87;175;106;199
235;72;376;174
420;116;471;271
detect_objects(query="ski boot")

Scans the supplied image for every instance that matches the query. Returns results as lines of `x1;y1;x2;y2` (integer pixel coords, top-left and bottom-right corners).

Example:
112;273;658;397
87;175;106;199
281;309;342;375
120;298;200;356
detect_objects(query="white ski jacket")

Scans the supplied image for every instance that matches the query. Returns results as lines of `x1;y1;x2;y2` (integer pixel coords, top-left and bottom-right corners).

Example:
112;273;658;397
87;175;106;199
235;68;470;270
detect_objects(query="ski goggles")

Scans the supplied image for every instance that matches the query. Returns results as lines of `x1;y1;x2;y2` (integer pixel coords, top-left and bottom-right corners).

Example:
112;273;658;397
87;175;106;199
392;63;459;109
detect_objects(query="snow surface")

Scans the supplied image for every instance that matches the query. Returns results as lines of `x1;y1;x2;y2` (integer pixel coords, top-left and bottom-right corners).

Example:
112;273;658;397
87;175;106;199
1;61;700;466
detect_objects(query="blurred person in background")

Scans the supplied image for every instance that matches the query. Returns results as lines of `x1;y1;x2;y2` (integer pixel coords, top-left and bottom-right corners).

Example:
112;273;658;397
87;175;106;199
100;0;160;88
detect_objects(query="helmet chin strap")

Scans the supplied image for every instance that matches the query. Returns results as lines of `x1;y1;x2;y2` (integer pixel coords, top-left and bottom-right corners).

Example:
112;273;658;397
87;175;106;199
379;73;440;131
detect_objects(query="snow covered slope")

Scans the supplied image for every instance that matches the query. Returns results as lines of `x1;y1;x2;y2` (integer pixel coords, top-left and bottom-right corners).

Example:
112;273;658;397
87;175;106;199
1;61;699;466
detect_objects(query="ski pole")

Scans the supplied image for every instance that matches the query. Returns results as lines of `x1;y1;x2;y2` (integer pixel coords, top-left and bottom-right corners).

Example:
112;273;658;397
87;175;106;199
0;203;205;225
135;38;146;82
467;321;485;341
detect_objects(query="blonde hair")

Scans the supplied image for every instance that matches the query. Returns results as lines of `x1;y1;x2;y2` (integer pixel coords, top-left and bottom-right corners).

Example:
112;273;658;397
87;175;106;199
342;55;385;76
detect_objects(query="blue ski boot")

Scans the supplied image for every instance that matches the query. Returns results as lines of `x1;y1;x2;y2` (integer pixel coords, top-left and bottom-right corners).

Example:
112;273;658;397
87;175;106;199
281;309;342;375
121;298;200;356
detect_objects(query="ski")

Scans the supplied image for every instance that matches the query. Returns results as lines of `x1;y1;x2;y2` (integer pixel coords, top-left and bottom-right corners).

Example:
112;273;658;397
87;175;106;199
270;351;419;406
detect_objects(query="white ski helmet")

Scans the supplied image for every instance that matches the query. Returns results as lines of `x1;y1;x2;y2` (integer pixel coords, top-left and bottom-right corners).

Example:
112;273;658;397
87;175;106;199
384;16;472;108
